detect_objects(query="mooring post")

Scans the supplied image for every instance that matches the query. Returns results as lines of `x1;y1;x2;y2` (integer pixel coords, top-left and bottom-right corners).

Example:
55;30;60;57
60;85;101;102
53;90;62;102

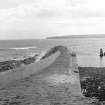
100;48;103;57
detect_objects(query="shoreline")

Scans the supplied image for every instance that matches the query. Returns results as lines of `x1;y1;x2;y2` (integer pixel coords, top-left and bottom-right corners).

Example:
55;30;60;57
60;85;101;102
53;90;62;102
0;54;105;74
0;53;105;76
0;46;104;104
0;53;38;72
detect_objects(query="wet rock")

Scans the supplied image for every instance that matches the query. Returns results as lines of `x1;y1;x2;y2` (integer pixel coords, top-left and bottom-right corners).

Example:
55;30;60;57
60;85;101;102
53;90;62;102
22;56;36;65
0;54;38;72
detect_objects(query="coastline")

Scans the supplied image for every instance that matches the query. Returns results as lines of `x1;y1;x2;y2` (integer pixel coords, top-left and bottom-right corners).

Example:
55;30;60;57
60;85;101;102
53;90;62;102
0;57;105;75
0;46;104;104
0;52;105;79
0;53;38;72
0;51;105;79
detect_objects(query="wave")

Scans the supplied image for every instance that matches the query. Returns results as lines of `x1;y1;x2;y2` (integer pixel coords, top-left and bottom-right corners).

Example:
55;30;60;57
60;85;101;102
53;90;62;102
0;46;37;51
9;46;37;50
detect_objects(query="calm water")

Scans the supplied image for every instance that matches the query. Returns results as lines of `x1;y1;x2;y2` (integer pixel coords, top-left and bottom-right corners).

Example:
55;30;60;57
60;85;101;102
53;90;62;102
0;38;105;67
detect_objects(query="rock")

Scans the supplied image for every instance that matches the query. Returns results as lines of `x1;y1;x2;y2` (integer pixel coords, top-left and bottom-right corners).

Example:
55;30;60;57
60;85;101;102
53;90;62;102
100;48;103;57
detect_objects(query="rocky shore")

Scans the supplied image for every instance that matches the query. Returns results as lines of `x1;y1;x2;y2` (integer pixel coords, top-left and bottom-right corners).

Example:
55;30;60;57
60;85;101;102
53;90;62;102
0;54;38;72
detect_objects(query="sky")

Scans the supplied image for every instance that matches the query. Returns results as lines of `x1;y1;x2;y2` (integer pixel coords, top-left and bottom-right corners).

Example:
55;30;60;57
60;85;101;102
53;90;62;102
0;0;105;39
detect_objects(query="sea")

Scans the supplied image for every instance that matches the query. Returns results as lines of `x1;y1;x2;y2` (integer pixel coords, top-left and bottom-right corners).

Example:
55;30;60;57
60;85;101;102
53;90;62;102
0;38;105;67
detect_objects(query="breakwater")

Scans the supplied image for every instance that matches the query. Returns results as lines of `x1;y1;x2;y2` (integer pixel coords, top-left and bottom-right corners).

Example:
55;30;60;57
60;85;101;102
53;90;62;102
0;45;85;105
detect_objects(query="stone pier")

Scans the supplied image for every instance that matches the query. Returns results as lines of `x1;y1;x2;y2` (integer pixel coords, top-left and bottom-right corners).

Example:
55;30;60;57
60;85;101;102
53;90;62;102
0;45;83;105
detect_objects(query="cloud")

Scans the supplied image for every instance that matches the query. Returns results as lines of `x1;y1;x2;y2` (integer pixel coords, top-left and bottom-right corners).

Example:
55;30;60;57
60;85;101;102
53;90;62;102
0;0;105;39
1;0;105;21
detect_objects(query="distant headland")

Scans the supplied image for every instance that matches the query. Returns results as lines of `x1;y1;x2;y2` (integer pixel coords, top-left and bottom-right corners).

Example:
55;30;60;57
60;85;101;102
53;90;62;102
47;34;105;39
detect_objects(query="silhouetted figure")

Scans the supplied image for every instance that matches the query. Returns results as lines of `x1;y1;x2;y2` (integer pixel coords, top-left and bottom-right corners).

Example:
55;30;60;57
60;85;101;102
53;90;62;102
100;48;103;57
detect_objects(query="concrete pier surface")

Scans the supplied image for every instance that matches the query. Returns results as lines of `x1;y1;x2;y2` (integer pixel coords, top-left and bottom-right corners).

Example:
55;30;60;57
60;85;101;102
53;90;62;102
0;46;87;105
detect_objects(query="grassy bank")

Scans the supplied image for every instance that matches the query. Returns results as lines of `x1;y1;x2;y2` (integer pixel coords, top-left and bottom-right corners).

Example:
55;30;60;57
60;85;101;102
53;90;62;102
79;67;105;103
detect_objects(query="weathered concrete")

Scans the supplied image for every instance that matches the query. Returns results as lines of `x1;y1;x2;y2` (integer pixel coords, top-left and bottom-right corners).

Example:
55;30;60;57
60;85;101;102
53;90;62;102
41;46;82;96
0;45;83;105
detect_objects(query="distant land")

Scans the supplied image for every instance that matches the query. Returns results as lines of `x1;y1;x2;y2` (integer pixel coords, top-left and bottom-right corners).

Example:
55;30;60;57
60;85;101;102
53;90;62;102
47;34;105;39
